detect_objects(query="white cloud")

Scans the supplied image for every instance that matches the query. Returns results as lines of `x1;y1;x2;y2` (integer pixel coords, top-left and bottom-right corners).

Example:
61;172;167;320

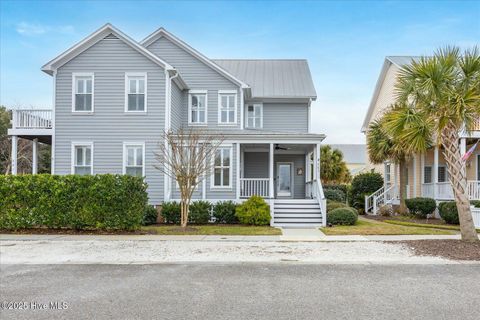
16;22;75;36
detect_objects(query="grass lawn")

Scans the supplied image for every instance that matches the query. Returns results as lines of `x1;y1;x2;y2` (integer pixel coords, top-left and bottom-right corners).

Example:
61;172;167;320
320;218;456;236
141;224;282;236
383;220;480;233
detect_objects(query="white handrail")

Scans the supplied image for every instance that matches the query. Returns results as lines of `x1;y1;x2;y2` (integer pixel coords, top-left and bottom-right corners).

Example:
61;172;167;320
12;109;52;129
240;178;270;198
311;179;327;226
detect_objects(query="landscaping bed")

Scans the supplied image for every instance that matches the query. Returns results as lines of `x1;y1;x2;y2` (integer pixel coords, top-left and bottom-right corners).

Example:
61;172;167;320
320;218;456;236
400;240;480;261
141;224;282;235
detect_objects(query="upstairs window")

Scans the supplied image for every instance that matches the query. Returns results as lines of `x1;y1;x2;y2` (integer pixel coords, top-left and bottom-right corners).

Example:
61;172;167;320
213;147;231;188
73;73;93;112
246;104;262;128
72;143;93;175
126;73;146;112
189;91;207;124
218;91;237;124
123;143;145;177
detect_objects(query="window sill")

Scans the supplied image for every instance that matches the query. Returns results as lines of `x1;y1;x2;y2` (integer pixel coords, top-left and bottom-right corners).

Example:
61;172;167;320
188;123;208;126
71;111;94;115
210;186;233;190
124;111;148;115
217;123;238;126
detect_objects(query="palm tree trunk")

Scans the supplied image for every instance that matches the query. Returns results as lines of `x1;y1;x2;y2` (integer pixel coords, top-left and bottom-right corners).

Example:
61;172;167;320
398;160;408;214
442;123;478;242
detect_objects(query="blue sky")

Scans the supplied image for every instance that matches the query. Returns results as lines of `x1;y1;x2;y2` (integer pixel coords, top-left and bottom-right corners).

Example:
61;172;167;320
1;0;479;143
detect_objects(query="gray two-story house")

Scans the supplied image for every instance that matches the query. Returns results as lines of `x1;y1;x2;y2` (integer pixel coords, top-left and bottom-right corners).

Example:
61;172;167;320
8;24;326;227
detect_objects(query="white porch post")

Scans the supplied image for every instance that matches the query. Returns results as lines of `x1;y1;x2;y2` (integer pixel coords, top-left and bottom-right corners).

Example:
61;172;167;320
315;143;321;181
413;155;417;197
392;162;397;198
460;138;466;156
32;138;38;174
433;146;439;200
236;143;240;199
421;153;425;196
11;135;18;175
269;143;274;199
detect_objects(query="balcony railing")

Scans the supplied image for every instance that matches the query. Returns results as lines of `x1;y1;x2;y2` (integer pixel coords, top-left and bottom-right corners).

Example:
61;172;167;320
240;178;270;198
11;109;52;129
421;181;480;200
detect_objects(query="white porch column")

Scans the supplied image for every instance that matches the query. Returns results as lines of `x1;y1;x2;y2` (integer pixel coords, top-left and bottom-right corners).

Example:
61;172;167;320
11;135;18;175
460;138;466;156
433;146;439;199
269;143;274;199
420;153;425;197
413;155;417;197
392;163;397;198
315;143;321;181
236;143;240;199
32;138;38;174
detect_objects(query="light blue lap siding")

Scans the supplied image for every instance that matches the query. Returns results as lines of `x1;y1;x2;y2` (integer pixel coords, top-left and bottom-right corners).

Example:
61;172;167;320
244;152;269;178
146;37;241;129
54;35;166;204
171;81;185;131
261;103;309;132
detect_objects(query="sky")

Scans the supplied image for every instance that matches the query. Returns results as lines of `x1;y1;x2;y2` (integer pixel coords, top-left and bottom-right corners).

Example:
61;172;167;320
0;0;479;144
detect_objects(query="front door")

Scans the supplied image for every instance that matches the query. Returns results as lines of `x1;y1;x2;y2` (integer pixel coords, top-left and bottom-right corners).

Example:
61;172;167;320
277;162;293;197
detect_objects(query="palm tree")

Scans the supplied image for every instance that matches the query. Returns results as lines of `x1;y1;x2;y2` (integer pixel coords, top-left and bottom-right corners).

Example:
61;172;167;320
395;46;480;242
320;145;351;184
366;108;411;214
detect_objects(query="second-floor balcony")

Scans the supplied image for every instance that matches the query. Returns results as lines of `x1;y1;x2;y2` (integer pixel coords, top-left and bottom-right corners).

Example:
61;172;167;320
8;109;53;143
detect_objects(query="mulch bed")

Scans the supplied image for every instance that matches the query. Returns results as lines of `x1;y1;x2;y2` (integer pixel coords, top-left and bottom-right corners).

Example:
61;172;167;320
0;228;153;235
398;240;480;261
366;215;448;225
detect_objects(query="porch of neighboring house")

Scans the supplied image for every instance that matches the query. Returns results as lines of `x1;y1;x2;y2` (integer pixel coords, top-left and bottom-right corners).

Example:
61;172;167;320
7;109;53;174
238;142;326;227
366;137;480;215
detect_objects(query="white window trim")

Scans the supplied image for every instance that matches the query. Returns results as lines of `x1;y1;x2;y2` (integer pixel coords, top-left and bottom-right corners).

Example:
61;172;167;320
245;103;263;129
124;72;148;113
72;73;94;113
188;90;208;126
123;142;146;177
217;90;237;125
211;146;233;189
71;141;94;174
477;154;480;180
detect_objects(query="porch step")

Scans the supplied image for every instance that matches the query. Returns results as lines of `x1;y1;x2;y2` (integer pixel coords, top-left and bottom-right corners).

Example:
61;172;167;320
273;199;323;226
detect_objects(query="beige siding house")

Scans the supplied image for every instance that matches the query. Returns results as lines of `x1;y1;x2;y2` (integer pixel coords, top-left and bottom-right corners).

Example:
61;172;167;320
362;57;480;214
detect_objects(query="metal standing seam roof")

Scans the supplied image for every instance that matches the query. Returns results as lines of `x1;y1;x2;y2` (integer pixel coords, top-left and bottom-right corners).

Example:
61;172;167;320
212;59;317;99
386;56;422;67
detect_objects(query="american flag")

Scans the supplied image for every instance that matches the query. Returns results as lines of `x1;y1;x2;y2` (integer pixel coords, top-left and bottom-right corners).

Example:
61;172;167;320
462;140;479;161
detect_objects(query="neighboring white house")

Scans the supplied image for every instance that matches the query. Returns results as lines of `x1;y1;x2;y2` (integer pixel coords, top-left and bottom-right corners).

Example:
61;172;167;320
7;23;327;227
328;144;369;176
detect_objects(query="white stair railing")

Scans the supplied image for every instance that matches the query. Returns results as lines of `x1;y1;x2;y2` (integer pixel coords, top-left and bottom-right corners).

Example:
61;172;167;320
365;185;396;215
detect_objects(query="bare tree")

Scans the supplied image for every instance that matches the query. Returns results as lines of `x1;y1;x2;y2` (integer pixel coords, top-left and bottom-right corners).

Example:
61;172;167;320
154;129;224;228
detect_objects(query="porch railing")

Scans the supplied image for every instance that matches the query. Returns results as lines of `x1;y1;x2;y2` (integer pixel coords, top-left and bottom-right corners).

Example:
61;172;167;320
421;181;479;200
12;109;52;129
240;178;270;198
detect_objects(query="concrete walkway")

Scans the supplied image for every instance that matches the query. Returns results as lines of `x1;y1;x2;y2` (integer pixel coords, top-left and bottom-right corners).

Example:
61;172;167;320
0;232;464;242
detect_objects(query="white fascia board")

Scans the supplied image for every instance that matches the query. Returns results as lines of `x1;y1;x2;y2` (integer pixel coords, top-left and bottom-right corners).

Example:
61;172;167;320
42;23;174;75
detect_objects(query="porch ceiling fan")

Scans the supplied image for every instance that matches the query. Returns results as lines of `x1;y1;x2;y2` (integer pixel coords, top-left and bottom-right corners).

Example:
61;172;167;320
275;144;291;150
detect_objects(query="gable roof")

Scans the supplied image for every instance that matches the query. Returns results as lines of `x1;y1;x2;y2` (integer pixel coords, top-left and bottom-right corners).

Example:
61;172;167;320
141;28;249;89
42;23;175;75
361;56;421;132
212;59;317;99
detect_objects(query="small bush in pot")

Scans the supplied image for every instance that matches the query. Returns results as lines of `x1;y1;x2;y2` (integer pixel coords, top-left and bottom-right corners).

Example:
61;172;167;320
142;205;158;226
438;202;459;225
189;201;212;224
213;201;238;224
324;189;346;203
327;207;358;226
235;195;271;225
161;201;181;224
405;197;437;218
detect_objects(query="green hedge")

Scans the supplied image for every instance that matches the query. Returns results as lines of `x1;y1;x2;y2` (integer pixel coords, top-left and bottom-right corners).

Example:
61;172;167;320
405;197;437;218
349;172;383;209
324;189;346;203
327;207;358;225
327;199;348;212
213;201;238;224
235;195;271;225
189;200;212;224
0;174;148;231
438;202;459;225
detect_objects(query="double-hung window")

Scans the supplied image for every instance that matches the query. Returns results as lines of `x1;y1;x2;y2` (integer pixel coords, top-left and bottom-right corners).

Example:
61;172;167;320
189;91;207;125
72;142;93;175
423;166;432;183
438;165;448;183
218;91;237;124
73;73;93;112
126;73;146;112
246;104;262;128
123;143;145;177
213;147;231;188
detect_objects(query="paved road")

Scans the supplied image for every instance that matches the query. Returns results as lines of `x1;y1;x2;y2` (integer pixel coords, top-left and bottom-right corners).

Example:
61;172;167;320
1;263;479;320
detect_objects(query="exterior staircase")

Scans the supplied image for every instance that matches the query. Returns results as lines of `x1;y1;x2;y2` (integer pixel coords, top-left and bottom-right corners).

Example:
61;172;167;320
273;199;323;227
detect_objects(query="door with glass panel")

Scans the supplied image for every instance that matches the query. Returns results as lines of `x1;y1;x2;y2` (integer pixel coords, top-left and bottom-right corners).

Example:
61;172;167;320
277;162;293;197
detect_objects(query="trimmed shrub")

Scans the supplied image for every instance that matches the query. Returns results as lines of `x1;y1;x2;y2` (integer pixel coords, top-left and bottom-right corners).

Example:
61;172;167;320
327;207;358;226
471;200;480;208
235;195;271;225
189;201;212;224
323;184;348;202
213;201;238;224
161;201;181;224
143;205;158;226
324;189;346;203
349;172;383;209
438;202;459;225
405;197;437;218
0;174;147;231
378;204;393;217
327;199;347;212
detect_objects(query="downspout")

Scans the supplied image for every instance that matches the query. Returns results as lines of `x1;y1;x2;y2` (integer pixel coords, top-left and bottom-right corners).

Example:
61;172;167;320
51;70;57;174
